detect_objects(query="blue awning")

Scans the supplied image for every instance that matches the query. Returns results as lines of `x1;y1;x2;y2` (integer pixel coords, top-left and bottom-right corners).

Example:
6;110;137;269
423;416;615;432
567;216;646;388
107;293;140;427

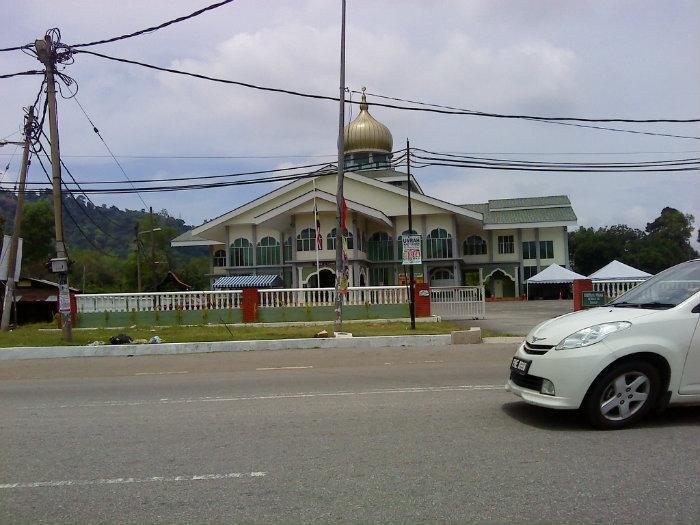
212;274;283;289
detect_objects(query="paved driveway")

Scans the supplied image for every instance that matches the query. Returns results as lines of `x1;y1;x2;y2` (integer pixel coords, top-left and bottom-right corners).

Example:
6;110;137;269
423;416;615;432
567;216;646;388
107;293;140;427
458;299;574;336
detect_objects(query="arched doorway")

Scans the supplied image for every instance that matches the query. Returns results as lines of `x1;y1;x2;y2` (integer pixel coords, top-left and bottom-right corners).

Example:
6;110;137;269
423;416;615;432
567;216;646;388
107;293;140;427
359;273;366;287
484;269;515;298
308;268;336;288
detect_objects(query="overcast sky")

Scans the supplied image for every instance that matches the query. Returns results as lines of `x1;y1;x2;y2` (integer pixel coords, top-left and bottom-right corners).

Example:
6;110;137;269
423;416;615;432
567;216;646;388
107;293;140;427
1;0;699;246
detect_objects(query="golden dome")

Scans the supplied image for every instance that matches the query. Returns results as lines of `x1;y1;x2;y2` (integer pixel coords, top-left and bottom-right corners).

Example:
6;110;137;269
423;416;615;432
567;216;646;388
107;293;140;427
343;88;393;155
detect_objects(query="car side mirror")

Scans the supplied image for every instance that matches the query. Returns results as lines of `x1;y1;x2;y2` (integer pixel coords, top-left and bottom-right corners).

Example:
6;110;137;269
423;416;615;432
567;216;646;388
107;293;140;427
693;304;700;314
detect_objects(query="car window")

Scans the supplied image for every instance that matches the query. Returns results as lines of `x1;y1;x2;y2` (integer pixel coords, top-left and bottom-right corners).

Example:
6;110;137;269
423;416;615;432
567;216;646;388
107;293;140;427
609;260;700;308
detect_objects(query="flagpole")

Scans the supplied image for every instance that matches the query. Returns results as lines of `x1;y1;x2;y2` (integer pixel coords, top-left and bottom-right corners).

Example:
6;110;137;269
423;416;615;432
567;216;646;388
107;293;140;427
313;179;321;286
334;0;347;332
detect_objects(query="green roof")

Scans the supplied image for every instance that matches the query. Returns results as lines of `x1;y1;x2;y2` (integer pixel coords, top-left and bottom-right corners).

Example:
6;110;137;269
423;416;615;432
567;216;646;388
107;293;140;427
460;195;576;225
488;195;571;210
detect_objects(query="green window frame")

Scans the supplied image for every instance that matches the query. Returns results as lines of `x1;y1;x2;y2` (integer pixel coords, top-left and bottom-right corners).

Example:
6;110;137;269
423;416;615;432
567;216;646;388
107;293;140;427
256;236;280;266
427;228;453;259
230;238;253;267
368;231;393;261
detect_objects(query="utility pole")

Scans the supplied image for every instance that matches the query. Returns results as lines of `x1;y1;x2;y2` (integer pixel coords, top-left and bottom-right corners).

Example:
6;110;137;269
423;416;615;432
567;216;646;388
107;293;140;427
407;139;416;330
35;34;72;341
1;106;34;332
149;206;156;291
333;0;347;333
135;223;142;293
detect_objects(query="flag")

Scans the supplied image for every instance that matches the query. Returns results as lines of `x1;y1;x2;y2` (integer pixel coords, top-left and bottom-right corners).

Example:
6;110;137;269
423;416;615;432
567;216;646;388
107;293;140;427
341;197;348;230
314;203;322;250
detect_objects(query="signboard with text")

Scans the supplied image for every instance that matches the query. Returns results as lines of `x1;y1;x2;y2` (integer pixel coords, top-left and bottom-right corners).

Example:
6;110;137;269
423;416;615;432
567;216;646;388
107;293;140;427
581;290;606;309
401;235;422;265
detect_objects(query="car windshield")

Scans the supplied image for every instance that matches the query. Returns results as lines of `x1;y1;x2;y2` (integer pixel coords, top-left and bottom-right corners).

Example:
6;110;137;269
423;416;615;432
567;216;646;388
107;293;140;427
609;260;700;309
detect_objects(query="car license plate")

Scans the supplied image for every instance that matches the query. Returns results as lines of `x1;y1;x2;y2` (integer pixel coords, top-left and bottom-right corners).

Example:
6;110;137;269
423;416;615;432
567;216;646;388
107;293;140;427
510;357;531;375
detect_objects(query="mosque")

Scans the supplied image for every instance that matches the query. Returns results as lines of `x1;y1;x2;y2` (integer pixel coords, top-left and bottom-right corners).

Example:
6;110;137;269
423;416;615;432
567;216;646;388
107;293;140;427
172;91;577;298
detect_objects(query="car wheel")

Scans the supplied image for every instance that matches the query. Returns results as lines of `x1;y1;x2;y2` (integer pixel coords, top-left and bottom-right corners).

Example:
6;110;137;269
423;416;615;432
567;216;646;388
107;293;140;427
584;360;660;430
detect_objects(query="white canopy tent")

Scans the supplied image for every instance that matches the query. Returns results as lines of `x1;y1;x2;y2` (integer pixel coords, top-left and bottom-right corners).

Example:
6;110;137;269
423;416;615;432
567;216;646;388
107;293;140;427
589;260;652;281
526;264;586;298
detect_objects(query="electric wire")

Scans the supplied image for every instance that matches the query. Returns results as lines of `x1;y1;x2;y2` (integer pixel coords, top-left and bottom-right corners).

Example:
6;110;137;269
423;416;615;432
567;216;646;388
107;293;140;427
0;70;46;79
71;95;149;208
354;90;700;141
70;0;236;48
72;50;700;124
38;132;123;229
0;43;33;52
32;146;118;257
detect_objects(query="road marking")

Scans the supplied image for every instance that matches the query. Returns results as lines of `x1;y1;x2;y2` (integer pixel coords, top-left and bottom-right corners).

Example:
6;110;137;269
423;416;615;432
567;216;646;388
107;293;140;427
17;384;505;410
255;366;314;371
423;360;444;363
0;471;266;490
134;371;190;376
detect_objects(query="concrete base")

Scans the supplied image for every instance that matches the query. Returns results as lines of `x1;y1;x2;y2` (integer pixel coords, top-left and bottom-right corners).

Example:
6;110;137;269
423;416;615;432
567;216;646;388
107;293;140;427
451;328;482;345
0;334;452;361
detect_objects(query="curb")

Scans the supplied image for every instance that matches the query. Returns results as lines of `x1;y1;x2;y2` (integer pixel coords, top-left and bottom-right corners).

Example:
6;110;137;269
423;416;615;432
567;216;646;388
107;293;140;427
0;334;453;361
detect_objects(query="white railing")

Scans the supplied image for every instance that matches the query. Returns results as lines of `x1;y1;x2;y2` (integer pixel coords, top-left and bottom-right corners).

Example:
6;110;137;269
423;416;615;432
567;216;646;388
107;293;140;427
592;280;646;299
430;286;486;320
77;286;410;313
76;290;243;313
255;286;409;307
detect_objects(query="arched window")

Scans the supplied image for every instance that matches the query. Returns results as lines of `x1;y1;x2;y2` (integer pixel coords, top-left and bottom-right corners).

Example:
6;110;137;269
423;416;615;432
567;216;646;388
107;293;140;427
283;237;292;262
327;228;354;251
427;228;453;259
230;238;253;266
397;229;418;257
257;236;280;265
368;231;392;261
463;235;487;256
296;228;318;252
213;249;226;267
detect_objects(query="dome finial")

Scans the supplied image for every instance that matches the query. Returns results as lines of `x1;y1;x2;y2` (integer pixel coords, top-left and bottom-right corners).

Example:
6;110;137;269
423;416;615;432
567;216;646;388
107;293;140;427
360;86;368;110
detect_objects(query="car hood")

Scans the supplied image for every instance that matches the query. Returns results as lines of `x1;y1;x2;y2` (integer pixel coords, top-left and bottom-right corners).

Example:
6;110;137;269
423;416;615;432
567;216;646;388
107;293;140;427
527;307;657;346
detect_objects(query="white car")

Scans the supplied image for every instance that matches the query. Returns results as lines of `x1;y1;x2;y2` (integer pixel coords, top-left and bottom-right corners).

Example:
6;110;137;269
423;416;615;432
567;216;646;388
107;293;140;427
506;259;700;429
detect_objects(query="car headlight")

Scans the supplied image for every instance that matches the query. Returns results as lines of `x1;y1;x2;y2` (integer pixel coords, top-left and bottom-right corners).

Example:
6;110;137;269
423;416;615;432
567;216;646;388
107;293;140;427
555;322;631;350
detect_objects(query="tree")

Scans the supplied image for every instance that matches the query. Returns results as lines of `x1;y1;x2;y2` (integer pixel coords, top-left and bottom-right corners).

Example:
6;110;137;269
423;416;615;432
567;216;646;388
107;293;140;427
20;200;54;265
569;225;644;275
645;207;697;260
570;207;698;276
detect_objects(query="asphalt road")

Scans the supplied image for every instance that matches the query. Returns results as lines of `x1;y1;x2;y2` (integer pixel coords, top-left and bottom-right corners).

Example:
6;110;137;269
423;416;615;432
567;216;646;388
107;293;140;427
1;344;699;524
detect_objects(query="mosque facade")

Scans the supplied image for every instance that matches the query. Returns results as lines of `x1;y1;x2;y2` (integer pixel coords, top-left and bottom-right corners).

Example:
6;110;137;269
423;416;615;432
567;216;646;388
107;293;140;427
172;92;577;298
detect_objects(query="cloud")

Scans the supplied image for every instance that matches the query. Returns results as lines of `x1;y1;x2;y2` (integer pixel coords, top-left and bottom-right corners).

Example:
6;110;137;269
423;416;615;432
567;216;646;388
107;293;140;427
0;0;698;238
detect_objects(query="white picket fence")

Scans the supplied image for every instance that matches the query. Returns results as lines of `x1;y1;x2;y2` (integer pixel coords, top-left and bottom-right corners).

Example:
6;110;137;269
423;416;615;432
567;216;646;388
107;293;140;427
77;286;409;314
76;290;243;313
429;286;486;320
592;280;646;299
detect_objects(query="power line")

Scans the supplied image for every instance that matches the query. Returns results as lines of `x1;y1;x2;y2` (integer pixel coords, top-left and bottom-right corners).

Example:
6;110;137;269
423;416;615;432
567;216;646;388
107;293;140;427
0;153;341;159
0;70;45;79
0;151;408;187
412;148;700;167
0;44;33;53
71;95;149;208
33;148;118;257
72;49;700;125
38;133;123;229
70;0;236;48
355;90;700;140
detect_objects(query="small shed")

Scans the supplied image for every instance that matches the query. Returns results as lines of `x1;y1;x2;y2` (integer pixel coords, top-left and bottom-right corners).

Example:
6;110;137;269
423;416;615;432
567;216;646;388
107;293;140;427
589;260;652;281
0;277;80;325
526;264;586;300
212;274;283;289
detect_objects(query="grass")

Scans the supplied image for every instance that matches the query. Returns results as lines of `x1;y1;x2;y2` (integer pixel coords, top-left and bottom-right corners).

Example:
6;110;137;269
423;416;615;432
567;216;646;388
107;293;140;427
0;321;463;348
